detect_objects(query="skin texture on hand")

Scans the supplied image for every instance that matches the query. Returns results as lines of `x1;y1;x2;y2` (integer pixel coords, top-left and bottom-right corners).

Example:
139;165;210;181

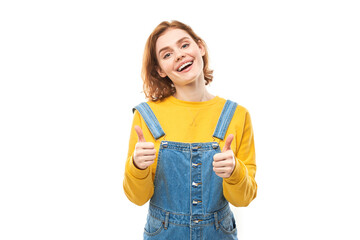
133;125;156;170
212;134;236;178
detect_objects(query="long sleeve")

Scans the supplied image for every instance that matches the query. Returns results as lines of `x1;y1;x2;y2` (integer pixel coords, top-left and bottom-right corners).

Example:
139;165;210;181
123;110;154;206
223;110;257;207
123;97;257;208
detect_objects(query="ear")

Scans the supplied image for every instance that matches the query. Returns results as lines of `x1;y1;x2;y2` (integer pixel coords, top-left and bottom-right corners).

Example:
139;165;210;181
197;40;206;57
156;66;167;78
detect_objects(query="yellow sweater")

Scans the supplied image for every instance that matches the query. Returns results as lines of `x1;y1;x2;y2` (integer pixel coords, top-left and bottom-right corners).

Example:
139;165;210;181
123;95;257;207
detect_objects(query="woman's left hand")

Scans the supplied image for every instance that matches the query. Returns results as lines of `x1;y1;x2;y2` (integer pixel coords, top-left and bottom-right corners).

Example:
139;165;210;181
212;134;236;178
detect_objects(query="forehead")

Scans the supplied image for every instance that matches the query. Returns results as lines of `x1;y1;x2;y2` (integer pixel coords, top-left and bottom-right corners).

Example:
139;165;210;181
156;28;193;51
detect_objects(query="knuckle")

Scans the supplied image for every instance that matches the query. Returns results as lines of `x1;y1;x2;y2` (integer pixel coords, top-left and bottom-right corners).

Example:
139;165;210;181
136;143;144;149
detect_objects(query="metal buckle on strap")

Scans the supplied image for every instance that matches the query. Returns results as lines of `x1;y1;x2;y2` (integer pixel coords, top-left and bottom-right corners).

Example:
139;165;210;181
212;143;219;149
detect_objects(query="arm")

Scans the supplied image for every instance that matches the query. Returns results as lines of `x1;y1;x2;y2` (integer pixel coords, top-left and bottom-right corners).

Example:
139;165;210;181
223;110;257;207
123;110;154;206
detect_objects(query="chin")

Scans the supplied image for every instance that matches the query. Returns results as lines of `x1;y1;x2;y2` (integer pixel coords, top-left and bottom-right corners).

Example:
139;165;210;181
175;77;201;87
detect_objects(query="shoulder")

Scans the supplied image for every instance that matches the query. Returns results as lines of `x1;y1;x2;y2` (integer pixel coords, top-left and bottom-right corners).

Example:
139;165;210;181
132;98;173;120
217;97;251;127
217;96;249;114
235;104;249;115
132;98;169;110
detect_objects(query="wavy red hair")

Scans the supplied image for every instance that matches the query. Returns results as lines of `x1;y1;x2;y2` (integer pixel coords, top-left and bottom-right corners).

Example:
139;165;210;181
141;20;213;101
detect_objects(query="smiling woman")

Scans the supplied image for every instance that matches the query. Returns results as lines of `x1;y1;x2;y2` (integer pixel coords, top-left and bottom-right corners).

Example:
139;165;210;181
155;28;206;94
123;20;257;240
141;20;213;101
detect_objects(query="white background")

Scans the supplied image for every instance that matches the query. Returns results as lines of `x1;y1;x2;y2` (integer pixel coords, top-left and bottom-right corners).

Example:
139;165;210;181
1;0;359;239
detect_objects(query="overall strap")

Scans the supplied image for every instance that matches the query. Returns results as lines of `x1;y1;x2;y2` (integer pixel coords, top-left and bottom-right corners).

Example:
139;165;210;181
212;100;238;140
132;103;165;140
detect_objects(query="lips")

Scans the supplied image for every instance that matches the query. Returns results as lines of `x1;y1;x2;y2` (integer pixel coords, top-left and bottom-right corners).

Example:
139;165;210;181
177;60;193;72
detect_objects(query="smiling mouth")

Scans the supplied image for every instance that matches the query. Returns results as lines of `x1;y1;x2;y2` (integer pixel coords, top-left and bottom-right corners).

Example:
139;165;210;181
177;61;193;72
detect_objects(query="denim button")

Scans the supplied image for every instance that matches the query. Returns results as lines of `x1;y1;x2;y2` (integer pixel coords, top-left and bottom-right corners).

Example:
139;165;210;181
162;141;168;148
192;145;201;150
212;143;219;149
192;163;202;167
192;182;201;187
193;219;202;224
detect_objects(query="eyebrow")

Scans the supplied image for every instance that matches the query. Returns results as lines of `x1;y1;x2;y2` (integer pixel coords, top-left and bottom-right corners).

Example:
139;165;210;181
158;37;191;56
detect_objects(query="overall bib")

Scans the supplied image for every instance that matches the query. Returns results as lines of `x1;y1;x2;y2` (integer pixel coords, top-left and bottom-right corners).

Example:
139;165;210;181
134;100;238;240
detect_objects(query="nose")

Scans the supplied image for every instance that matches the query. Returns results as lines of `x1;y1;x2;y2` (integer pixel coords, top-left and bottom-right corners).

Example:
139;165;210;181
175;49;185;62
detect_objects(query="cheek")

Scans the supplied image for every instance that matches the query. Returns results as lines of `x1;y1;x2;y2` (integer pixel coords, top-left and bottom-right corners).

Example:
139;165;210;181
162;62;174;73
192;49;204;66
196;57;204;69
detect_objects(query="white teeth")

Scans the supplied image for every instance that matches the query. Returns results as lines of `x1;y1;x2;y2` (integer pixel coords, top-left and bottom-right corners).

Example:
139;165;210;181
177;61;193;72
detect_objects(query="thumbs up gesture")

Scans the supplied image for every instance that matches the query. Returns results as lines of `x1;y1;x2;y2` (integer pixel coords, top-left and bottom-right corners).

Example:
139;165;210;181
212;134;235;178
133;125;156;170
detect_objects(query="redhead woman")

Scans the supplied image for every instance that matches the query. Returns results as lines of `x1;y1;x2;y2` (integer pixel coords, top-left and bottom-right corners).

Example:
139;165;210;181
123;20;257;240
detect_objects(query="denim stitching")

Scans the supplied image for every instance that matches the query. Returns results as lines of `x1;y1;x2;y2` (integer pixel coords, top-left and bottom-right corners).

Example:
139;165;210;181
152;144;163;193
189;143;193;216
135;103;165;140
213;100;237;140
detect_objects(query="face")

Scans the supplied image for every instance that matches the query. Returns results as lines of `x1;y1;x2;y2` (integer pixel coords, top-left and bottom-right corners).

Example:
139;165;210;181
155;28;205;87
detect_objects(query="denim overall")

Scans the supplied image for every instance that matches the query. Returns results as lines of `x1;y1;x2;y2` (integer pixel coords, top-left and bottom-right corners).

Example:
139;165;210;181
134;100;238;240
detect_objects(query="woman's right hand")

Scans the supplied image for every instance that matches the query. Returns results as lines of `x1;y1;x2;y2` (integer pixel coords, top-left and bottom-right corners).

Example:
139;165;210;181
133;125;156;170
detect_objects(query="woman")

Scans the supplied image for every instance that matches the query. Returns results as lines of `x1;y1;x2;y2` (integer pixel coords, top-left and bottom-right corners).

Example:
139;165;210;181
123;20;257;240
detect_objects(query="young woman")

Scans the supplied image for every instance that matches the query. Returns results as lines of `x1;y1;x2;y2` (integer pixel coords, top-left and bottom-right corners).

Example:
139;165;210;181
123;20;257;240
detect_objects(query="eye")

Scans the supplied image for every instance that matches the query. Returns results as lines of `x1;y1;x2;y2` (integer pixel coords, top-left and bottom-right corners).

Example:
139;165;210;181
182;43;189;48
163;53;171;59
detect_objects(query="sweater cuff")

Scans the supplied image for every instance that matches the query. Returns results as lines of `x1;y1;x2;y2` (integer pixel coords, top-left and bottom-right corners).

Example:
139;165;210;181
127;155;150;180
225;157;248;185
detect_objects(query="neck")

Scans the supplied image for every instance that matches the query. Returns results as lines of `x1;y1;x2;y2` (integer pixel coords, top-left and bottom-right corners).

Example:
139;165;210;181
173;78;214;102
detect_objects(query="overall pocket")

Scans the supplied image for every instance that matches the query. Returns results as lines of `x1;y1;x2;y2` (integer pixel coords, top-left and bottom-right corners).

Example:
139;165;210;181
144;214;164;237
219;212;237;234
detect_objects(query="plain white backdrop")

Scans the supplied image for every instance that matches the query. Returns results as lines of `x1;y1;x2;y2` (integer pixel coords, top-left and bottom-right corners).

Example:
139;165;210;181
1;0;359;239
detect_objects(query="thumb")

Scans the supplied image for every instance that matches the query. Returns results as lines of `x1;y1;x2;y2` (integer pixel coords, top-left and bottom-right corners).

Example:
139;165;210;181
134;125;146;142
222;134;234;152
